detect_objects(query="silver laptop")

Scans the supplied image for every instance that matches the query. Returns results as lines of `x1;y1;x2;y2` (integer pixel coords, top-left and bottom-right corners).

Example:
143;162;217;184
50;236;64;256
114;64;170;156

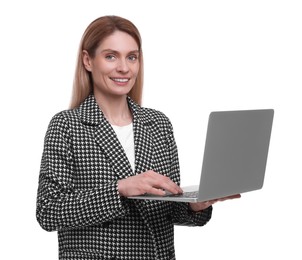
129;109;274;202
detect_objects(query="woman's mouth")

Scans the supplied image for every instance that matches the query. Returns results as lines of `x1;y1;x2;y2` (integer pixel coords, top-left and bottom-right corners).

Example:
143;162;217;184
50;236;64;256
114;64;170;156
110;77;130;83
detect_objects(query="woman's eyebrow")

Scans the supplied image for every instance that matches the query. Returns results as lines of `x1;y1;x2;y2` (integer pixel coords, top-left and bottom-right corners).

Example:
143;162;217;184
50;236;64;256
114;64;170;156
100;49;118;54
100;49;139;54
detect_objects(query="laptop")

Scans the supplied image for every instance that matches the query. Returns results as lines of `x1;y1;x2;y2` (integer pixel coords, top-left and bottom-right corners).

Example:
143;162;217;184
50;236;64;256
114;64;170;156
129;109;274;202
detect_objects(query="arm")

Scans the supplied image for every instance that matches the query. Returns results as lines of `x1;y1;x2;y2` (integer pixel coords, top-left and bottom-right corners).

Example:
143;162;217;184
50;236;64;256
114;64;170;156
36;113;128;232
172;203;213;226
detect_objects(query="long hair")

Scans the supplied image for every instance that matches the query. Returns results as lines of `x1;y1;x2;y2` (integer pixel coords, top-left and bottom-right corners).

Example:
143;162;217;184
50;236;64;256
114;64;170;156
70;16;144;109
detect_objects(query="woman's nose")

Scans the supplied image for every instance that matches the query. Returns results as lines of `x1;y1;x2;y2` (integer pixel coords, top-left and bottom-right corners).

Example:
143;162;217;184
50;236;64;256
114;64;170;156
116;59;129;73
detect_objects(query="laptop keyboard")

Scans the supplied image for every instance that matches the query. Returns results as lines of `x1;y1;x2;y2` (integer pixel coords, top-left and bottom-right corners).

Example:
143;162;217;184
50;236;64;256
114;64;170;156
164;191;199;198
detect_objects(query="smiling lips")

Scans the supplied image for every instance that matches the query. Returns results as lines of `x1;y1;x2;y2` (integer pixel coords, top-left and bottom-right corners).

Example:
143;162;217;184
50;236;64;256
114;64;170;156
110;77;130;83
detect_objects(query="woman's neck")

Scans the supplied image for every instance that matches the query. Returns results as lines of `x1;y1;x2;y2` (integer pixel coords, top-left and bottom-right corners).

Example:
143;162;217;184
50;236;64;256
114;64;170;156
95;93;133;126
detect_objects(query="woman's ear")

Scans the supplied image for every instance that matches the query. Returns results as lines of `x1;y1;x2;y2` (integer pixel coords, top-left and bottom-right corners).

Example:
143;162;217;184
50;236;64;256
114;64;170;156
82;50;92;71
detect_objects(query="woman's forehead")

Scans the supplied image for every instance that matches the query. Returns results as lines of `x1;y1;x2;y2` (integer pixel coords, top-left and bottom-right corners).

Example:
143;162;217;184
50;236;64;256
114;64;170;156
97;31;139;53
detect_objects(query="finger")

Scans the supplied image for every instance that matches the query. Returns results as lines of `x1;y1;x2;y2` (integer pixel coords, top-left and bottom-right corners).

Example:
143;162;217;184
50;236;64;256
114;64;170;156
155;177;182;194
146;187;166;196
232;194;241;199
218;194;241;201
146;171;182;194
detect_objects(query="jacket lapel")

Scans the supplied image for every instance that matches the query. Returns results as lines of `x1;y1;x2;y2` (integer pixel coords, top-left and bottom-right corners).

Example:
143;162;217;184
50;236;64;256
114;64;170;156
78;95;155;180
94;119;134;179
129;98;154;174
79;95;133;179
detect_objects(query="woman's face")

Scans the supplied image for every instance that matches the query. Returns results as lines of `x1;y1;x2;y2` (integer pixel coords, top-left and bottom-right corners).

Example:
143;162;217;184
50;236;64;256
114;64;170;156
83;30;140;100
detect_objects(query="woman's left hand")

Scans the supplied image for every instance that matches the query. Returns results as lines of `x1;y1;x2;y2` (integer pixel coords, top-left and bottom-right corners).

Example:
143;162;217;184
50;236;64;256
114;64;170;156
189;194;241;212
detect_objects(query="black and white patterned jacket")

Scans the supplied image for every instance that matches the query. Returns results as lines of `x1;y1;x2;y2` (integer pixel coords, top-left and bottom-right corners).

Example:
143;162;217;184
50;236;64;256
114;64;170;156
36;94;212;260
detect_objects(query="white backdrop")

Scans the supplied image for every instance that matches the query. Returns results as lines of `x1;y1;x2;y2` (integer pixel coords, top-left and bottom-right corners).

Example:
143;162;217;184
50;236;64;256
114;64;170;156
0;0;301;259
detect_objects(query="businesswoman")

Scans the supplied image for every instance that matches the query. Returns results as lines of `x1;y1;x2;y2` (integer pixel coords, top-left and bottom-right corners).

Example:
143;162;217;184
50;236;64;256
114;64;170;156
36;15;238;260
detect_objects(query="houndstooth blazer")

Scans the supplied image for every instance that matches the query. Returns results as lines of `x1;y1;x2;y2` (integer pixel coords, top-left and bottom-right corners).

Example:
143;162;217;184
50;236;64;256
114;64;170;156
36;94;212;260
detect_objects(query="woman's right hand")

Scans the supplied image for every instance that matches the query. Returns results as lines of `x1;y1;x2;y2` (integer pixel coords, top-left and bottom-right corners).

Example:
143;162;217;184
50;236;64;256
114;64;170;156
117;170;183;197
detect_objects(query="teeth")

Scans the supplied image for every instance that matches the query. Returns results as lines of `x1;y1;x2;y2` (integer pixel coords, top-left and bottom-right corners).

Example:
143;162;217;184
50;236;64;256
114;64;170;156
112;78;129;82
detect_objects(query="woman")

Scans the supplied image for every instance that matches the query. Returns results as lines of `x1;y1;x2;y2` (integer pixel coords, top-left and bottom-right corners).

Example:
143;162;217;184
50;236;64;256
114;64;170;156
36;15;239;260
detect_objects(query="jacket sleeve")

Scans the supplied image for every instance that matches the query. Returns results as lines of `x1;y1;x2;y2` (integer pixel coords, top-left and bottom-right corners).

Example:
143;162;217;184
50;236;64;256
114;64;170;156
36;113;128;232
171;202;213;226
165;118;213;226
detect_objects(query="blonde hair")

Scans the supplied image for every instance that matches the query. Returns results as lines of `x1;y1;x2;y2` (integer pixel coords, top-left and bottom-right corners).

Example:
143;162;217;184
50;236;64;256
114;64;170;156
70;16;144;109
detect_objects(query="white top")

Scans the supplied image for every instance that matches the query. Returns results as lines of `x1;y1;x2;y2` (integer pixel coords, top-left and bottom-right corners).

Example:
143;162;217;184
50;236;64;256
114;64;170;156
111;123;135;172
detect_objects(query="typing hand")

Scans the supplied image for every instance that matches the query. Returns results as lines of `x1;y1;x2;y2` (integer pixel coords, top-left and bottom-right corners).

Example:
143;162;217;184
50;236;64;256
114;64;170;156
117;170;183;197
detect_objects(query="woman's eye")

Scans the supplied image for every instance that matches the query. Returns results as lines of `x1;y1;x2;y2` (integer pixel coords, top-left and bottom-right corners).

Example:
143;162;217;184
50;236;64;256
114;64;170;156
128;55;138;61
105;54;116;60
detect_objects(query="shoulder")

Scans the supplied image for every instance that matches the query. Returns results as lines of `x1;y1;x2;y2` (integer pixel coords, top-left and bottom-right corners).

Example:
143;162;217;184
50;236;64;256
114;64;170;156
141;107;171;123
46;109;80;136
140;106;174;134
49;109;78;125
